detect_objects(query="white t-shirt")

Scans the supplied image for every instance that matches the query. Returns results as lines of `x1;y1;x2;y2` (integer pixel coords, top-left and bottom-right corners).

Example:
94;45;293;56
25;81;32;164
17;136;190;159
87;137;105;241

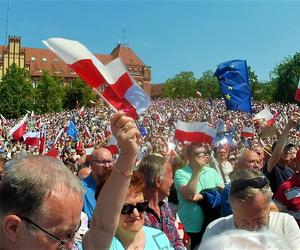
202;212;300;249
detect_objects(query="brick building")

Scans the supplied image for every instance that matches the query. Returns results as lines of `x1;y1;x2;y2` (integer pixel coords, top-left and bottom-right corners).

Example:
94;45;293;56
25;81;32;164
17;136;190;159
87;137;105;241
0;36;152;95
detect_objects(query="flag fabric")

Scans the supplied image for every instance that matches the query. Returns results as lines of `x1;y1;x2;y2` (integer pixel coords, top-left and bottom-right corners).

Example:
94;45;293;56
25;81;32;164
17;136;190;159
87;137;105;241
139;126;148;137
66;120;78;142
214;60;252;113
175;120;217;144
0;114;7;125
23;131;40;146
8;113;28;141
43;38;151;119
45;148;60;158
253;107;275;126
39;127;46;154
84;126;92;138
241;127;254;138
35;119;43;129
295;79;300;102
79;106;85;116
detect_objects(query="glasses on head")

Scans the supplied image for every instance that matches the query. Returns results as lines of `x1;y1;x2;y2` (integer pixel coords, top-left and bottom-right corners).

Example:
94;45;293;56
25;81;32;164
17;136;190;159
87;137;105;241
19;216;81;249
231;177;269;193
121;201;149;215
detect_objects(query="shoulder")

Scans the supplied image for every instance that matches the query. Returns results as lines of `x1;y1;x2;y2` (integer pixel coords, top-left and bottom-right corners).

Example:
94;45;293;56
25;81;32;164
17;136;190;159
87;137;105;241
143;226;172;248
202;215;234;240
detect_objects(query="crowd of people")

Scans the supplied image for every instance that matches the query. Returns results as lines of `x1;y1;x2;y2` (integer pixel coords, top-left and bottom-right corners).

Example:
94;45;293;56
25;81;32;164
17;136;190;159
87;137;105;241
1;97;300;249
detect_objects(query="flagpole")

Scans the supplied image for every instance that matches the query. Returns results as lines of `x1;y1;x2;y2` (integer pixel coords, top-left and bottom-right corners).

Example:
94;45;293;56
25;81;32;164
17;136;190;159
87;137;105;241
92;87;117;112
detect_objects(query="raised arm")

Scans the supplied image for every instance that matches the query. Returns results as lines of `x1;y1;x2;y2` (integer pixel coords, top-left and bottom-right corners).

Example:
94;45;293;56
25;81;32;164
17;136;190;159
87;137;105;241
266;114;298;173
83;111;140;250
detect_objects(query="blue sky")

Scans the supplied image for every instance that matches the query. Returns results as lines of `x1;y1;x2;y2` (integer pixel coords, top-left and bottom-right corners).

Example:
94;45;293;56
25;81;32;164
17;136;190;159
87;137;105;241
0;0;299;84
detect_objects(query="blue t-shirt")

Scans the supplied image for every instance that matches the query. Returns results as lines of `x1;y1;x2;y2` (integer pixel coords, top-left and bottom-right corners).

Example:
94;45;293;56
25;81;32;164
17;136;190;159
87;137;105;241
109;226;173;250
82;175;97;223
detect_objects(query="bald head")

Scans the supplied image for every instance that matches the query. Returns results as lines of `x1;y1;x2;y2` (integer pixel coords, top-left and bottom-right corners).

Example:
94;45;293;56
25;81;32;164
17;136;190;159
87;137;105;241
237;150;261;170
90;148;113;183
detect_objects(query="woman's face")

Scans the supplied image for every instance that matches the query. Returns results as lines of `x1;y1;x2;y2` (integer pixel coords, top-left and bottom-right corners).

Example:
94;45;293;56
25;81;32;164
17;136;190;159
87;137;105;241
118;191;145;233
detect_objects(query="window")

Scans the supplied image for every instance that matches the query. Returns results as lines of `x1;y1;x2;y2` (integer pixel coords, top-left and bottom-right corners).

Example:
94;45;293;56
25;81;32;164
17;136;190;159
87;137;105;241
31;57;36;61
42;57;47;62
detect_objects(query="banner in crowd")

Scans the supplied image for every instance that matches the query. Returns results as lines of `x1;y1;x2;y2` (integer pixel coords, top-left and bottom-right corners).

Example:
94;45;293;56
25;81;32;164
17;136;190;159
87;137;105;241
43;38;151;119
8;113;28;141
253;107;275;126
175;120;217;144
214;59;252;113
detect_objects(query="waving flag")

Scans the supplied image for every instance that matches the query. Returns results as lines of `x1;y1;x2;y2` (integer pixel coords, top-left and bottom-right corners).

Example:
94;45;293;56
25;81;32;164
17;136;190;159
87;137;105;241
295;79;300;102
175;120;217;144
66;120;78;142
241;127;254;138
253;107;275;126
214;60;252;113
43;38;151;119
23;131;40;146
8;113;28;141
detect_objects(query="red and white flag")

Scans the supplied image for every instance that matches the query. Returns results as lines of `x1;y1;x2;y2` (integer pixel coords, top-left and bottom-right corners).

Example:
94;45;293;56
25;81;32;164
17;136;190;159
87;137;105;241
45;148;60;158
43;38;151;119
8;113;28;141
175;120;217;144
295;79;300;102
23;131;40;146
84;126;92;138
0;114;7;125
253;107;275;126
39;127;46;154
105;126;118;154
241;127;254;138
35;119;43;129
79;106;85;116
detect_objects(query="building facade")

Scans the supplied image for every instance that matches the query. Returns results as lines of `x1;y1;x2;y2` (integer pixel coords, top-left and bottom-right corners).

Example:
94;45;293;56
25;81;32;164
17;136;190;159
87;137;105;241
0;36;152;95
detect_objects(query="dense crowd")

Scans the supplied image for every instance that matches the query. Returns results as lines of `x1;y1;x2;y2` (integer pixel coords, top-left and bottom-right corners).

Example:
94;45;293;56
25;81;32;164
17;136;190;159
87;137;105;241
0;97;300;250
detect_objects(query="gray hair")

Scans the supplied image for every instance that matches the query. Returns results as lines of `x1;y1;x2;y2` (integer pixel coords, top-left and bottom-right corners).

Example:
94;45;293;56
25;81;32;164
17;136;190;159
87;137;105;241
0;155;84;219
137;154;165;188
229;168;273;205
199;229;292;250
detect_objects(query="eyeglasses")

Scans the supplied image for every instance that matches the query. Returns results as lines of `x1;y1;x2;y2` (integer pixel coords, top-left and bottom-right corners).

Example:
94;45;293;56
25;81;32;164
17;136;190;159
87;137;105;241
121;201;149;215
92;159;113;166
231;177;269;193
19;216;81;249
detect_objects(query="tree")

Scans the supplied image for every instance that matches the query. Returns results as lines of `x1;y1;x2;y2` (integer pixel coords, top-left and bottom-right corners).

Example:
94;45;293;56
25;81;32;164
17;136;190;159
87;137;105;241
0;63;34;118
162;71;197;98
196;70;221;98
63;78;97;110
272;52;300;103
35;71;64;114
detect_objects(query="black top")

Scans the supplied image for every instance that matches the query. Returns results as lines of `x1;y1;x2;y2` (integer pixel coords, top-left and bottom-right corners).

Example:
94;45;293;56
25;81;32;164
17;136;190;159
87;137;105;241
263;162;294;193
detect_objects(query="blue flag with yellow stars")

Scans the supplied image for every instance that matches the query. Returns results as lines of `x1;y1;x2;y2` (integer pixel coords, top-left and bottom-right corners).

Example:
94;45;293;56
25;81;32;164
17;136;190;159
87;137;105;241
214;60;252;113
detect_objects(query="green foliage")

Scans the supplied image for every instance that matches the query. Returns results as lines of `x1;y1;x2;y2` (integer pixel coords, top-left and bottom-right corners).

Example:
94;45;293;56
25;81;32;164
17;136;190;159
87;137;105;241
196;70;221;98
0;63;34;118
34;71;64;114
162;71;197;98
272;52;300;103
63;78;97;110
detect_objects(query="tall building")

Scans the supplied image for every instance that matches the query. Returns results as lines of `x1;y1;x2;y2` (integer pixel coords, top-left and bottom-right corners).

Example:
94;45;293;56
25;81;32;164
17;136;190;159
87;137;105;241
0;36;152;95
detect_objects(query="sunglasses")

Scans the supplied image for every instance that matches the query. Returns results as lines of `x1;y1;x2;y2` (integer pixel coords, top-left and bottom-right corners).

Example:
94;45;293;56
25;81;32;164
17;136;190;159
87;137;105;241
231;177;269;193
121;201;149;215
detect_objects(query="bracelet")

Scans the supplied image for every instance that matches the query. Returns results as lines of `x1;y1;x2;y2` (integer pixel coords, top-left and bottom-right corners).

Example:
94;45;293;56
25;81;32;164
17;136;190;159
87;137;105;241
113;165;133;178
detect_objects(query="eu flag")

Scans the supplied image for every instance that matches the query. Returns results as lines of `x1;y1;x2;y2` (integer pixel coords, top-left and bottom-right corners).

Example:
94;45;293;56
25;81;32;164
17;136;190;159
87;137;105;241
66;120;78;142
214;60;252;113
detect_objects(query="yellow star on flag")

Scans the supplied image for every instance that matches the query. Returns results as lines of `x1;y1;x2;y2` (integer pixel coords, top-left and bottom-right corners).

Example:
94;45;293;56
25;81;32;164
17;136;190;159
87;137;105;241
225;94;231;100
228;86;233;90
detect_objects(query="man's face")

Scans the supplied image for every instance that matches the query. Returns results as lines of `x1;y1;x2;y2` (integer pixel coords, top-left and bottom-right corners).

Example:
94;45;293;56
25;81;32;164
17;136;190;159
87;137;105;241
232;192;270;231
158;162;173;199
15;189;83;250
280;146;294;162
242;151;261;169
91;149;113;178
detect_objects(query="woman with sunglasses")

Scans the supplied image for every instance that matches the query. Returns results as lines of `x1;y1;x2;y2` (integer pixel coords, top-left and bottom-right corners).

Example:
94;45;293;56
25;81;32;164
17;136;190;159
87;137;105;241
95;171;173;249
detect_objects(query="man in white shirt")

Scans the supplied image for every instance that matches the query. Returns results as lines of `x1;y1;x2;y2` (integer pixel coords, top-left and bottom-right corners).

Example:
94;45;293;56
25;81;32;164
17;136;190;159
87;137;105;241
201;168;300;249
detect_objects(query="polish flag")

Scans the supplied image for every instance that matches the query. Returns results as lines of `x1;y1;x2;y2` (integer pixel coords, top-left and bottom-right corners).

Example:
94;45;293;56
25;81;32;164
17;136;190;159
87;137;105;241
43;38;151;119
45;148;60;158
253;107;275;126
39;127;46;154
79;106;85;116
0;114;7;124
241;127;254;138
8;113;28;141
295;79;300;102
84;126;92;138
23;131;40;146
35;119;43;129
105;126;118;154
175;120;217;144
